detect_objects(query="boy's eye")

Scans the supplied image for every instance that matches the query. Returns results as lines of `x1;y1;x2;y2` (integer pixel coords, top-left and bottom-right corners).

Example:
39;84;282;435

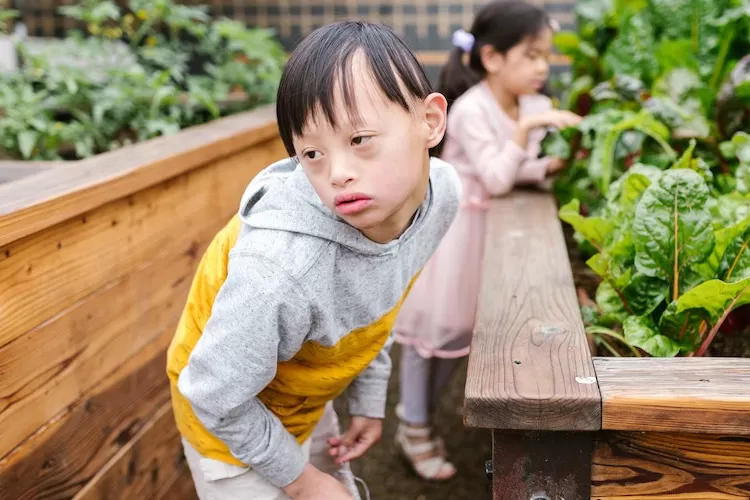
304;150;322;160
351;135;372;146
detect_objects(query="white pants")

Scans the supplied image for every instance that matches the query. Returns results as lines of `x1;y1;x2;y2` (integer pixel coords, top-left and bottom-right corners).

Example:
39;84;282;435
183;402;361;500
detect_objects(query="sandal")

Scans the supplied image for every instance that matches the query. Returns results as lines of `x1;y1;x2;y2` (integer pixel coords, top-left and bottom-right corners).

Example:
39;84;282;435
394;404;456;481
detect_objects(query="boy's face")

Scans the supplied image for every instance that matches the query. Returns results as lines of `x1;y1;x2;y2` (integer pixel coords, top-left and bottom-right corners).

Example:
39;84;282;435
293;60;447;243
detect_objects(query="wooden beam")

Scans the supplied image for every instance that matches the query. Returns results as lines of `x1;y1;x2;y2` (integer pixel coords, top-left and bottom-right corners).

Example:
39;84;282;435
0;161;65;184
0;329;173;499
0;105;279;248
592;431;750;498
595;357;750;435
74;402;186;500
156;465;198;500
492;431;593;500
0;138;284;350
0;232;210;460
464;190;601;432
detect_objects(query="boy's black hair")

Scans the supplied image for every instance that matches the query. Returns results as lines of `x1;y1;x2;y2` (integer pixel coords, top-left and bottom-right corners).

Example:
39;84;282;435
276;21;434;157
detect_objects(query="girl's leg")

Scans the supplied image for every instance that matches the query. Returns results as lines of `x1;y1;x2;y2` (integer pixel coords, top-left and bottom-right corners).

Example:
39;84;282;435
309;402;363;500
395;344;456;480
428;356;462;416
399;344;432;425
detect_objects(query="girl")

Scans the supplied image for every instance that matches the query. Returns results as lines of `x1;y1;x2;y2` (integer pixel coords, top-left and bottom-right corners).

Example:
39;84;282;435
392;0;581;481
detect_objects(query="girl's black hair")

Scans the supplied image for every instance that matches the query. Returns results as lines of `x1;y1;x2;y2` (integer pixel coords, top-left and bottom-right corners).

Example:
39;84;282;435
276;21;433;157
438;0;552;113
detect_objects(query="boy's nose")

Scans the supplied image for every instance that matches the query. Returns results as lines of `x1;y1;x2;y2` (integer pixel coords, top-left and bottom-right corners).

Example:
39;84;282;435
329;158;356;187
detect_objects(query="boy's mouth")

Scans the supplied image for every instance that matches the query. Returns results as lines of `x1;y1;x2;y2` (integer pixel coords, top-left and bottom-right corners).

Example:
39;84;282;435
334;193;372;216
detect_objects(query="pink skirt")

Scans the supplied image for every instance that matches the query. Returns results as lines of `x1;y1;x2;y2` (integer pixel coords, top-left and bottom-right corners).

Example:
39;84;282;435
393;186;489;359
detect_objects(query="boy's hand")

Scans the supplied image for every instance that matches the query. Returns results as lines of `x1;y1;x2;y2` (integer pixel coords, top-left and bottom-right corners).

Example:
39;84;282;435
327;416;383;464
283;464;353;499
546;157;567;174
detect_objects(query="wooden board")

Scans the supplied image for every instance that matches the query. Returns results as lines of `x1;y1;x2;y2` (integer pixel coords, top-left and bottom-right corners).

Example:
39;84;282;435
595;357;750;435
74;402;185;500
0;329;173;500
0;137;284;349
464;190;601;431
0;161;64;184
157;465;198;500
492;430;593;500
0;232;211;460
0;105;278;248
592;431;750;499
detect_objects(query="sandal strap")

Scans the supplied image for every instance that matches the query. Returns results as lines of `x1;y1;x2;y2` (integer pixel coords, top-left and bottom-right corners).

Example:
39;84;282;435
413;456;454;478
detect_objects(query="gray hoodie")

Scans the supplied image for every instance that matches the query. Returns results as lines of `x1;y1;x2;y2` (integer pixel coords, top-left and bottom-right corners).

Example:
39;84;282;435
176;156;461;487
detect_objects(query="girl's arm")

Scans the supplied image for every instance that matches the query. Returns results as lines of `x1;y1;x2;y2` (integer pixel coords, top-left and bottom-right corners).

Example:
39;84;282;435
450;107;546;196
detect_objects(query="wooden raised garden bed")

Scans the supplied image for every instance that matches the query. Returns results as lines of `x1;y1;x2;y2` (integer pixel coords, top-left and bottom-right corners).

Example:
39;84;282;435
464;190;750;500
0;105;285;499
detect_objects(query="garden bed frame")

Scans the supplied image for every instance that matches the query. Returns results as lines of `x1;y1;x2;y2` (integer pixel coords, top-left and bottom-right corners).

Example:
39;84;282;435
0;105;284;499
464;190;750;500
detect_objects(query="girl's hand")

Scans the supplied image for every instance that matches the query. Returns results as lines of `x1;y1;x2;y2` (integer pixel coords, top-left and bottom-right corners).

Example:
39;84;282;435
546;157;567;174
521;110;582;132
327;416;383;464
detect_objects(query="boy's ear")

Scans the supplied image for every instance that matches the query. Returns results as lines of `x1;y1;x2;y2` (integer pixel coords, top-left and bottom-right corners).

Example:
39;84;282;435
423;92;448;149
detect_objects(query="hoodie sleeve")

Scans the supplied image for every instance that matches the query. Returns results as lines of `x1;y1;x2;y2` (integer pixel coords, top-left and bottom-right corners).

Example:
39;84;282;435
347;335;394;418
177;251;311;488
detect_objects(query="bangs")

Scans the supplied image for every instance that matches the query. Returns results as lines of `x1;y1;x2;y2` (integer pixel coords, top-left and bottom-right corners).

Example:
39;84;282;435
276;21;433;156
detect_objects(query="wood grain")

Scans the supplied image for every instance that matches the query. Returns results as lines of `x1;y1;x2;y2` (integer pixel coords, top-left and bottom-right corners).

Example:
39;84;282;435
0;105;278;248
0;137;284;348
492;430;593;500
464;190;601;431
0;328;174;500
73;402;185;500
592;431;750;499
0;233;210;460
595;357;750;435
0;161;65;184
156;465;198;500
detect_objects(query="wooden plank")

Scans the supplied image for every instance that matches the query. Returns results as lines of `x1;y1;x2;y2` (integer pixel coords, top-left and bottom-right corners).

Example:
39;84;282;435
491;430;593;500
0;137;284;349
0;105;278;248
73;402;184;500
0;329;174;500
595;357;750;435
0;232;211;460
0;161;64;184
464;190;601;431
157;465;198;500
592;431;750;499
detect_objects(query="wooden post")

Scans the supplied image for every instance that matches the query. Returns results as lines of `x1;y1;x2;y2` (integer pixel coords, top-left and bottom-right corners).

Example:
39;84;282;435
463;191;602;499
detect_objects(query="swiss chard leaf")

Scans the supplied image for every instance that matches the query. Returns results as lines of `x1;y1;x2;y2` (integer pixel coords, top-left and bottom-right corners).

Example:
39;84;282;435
623;315;681;356
559;199;615;249
718;225;750;282
632;169;715;299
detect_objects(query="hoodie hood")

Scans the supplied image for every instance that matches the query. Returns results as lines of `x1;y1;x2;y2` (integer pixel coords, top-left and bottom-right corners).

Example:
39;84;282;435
237;156;458;256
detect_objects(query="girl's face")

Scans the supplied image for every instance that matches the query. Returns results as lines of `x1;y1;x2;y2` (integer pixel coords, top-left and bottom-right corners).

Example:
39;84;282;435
483;27;553;96
292;56;447;244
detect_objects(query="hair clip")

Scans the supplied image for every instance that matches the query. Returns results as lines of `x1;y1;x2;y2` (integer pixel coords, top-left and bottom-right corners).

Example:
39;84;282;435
549;19;560;32
452;29;475;53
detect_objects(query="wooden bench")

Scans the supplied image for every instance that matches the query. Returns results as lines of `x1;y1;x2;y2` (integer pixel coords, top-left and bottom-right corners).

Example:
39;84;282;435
0;105;284;499
464;190;750;500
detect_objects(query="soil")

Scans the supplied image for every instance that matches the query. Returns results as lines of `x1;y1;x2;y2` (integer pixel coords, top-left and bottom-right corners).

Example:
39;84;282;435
334;344;492;500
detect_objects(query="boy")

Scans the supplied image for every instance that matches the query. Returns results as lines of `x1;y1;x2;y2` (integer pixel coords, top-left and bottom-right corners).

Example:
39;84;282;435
167;20;461;500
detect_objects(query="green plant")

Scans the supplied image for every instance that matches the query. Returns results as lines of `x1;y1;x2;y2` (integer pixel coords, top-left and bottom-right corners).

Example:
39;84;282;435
0;0;286;160
562;141;750;357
